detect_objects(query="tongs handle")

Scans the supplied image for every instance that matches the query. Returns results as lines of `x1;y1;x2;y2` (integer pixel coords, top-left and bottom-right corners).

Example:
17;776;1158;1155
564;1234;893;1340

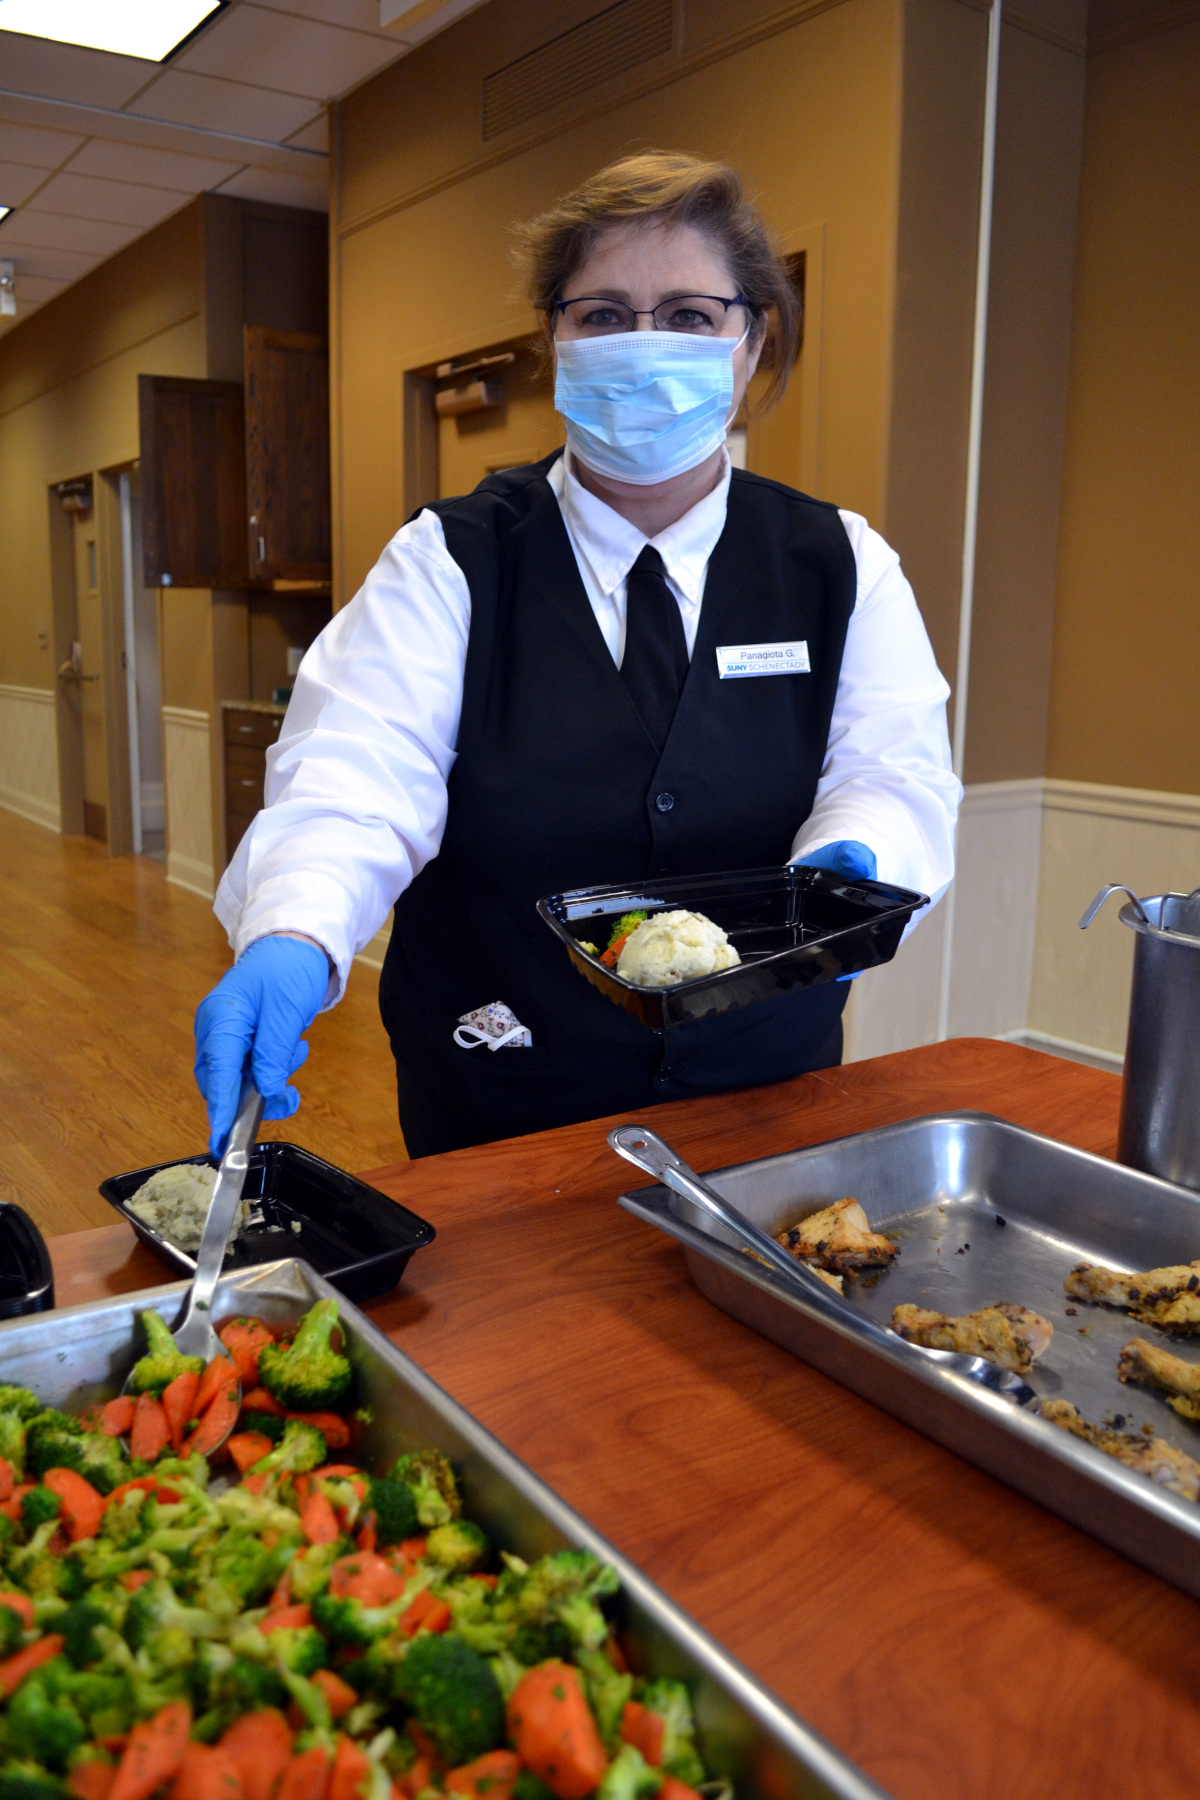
173;1082;263;1355
1079;883;1149;929
608;1123;856;1313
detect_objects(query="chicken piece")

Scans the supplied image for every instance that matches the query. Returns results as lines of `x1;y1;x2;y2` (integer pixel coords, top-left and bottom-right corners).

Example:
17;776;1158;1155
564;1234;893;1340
1040;1398;1200;1502
1118;1338;1200;1421
1064;1258;1200;1330
739;1246;843;1292
890;1302;1053;1374
776;1197;897;1277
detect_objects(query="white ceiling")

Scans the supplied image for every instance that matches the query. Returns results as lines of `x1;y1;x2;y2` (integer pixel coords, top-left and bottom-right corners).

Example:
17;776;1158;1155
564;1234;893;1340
0;0;488;338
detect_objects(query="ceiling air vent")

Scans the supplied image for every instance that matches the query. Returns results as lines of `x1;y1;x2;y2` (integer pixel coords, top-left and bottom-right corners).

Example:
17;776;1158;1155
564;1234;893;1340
483;0;673;140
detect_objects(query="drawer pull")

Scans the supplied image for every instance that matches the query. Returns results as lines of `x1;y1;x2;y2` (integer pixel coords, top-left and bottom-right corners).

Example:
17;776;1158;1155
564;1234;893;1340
240;779;257;788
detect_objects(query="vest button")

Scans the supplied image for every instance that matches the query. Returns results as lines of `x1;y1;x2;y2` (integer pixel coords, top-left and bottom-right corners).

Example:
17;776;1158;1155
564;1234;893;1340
655;792;675;813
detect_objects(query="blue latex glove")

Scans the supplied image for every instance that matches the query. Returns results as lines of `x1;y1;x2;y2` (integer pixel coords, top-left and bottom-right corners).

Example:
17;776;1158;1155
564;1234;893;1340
793;840;878;882
792;841;878;980
194;935;330;1156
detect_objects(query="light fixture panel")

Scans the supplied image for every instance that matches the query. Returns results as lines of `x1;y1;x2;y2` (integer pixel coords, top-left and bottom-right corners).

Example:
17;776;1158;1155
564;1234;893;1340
0;0;224;63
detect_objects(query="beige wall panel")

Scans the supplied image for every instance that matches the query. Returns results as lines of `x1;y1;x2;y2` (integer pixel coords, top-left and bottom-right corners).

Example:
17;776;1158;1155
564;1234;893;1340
162;705;215;897
1045;22;1200;790
336;0;902;597
159;590;215;715
0;685;59;830
963;24;1085;783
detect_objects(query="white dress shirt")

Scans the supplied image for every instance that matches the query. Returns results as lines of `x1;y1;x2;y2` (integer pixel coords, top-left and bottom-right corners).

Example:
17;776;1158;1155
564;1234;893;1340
216;450;962;1004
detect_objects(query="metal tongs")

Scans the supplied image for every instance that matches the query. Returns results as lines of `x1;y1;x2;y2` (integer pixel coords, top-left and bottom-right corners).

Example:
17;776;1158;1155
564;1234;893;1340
121;1085;263;1438
608;1124;1036;1405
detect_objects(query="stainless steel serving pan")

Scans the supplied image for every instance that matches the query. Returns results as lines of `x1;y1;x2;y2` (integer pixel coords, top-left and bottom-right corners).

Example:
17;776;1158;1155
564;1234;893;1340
0;1259;884;1800
618;1112;1200;1603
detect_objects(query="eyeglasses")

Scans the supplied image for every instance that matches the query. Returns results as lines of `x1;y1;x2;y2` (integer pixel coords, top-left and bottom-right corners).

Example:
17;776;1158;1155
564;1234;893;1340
554;293;749;338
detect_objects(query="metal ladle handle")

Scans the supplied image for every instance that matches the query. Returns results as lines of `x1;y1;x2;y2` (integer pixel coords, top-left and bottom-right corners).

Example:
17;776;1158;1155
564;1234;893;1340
1079;884;1150;930
173;1082;264;1357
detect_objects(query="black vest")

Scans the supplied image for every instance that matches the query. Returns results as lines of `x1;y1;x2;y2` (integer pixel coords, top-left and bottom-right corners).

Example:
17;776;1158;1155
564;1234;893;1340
380;453;857;1152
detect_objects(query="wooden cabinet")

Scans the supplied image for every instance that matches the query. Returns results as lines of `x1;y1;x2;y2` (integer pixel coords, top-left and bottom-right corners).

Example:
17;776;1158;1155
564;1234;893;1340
138;375;249;588
223;705;282;858
244;327;331;583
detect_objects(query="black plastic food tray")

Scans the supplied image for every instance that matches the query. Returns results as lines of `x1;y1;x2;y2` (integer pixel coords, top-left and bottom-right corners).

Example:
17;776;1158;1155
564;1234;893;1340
99;1143;434;1304
538;864;928;1031
0;1203;54;1318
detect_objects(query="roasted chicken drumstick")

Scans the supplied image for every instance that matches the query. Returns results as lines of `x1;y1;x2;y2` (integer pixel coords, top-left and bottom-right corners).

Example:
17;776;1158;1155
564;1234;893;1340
776;1197;897;1277
891;1302;1053;1374
1118;1338;1200;1420
1063;1258;1200;1329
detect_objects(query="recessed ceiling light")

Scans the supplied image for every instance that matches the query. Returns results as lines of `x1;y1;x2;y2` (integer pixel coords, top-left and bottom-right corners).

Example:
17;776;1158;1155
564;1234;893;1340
0;0;225;63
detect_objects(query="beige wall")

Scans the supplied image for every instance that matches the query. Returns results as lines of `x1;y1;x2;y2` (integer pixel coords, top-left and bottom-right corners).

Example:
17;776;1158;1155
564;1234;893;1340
333;0;908;603
1045;19;1200;791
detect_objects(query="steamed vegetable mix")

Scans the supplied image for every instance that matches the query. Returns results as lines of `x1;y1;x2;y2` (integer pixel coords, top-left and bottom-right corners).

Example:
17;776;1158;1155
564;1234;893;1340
598;915;649;970
0;1303;718;1800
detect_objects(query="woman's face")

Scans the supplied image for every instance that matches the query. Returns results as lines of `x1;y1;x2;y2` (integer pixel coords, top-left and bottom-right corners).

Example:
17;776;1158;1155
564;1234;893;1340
554;219;764;420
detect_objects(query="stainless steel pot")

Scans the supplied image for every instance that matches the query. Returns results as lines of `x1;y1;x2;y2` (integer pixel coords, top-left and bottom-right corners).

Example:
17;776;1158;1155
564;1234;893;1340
1081;884;1200;1188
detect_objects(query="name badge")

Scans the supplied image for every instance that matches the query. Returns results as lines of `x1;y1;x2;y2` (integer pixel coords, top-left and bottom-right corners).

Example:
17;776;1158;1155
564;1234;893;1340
716;640;810;679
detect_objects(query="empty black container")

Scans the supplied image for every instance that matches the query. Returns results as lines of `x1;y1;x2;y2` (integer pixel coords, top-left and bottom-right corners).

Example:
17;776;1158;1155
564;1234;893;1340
100;1142;434;1303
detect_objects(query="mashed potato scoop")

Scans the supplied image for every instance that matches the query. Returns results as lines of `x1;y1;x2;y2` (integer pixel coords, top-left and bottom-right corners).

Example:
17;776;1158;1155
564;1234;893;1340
616;909;741;988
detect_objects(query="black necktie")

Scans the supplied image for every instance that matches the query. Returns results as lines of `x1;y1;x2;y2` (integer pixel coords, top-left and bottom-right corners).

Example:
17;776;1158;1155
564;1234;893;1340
621;546;688;754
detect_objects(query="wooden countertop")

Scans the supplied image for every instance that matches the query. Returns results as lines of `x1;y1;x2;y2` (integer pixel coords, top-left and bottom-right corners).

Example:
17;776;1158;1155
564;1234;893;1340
48;1039;1200;1800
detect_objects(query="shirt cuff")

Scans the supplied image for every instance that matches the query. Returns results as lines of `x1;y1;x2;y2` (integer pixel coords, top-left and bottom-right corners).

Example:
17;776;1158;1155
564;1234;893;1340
214;870;365;1007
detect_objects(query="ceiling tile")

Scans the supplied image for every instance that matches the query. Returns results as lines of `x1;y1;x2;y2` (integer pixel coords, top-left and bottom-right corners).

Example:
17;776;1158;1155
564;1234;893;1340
0;239;102;281
126;68;318;139
216;165;328;210
30;171;191;229
174;4;403;99
253;0;398;37
0;32;154;109
0;120;84;170
0;210;140;256
0;161;54;208
284;112;329;153
64;138;244;192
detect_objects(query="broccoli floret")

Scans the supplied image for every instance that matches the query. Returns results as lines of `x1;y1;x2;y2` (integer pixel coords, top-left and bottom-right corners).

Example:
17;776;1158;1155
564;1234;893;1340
229;1620;328;1679
597;1746;663;1800
249;1419;326;1479
607;912;648;949
639;1681;706;1787
152;1454;211;1490
5;1674;87;1772
576;1647;633;1750
0;1410;27;1478
512;1774;555;1800
212;1655;289;1718
0;1764;65;1800
395;1633;505;1767
24;1416;129;1497
123;1579;225;1653
40;1663;132;1741
311;1575;424;1649
493;1550;619;1653
367;1477;418;1548
257;1300;351;1413
21;1488;63;1532
55;1602;108;1670
8;1524;87;1601
288;1542;341;1604
209;1532;296;1608
389;1450;461;1528
0;1600;24;1657
129;1311;205;1398
241;1412;286;1444
425;1520;488;1574
508;1622;573;1666
0;1387;42;1422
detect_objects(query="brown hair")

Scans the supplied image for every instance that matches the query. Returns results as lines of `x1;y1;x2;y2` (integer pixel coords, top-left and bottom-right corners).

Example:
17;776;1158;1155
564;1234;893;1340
513;150;801;409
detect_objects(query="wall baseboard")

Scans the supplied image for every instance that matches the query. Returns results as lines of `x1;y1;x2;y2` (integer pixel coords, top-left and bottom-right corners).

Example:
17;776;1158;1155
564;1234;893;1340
0;684;60;834
166;850;216;900
1000;1028;1124;1075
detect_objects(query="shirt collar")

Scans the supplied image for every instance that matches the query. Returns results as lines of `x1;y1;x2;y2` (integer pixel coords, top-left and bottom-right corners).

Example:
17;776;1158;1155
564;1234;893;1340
552;446;731;603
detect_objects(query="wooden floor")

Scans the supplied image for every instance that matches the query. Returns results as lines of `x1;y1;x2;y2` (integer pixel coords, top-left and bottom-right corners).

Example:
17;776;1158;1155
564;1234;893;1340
0;810;406;1239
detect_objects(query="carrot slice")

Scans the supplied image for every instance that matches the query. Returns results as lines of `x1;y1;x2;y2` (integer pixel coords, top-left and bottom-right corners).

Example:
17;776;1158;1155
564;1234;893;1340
299;1490;340;1546
195;1356;239;1418
119;1570;155;1592
220;1710;294;1800
1;1483;34;1522
0;1635;65;1697
68;1764;117;1800
228;1432;275;1474
169;1744;245;1800
328;1552;407;1606
43;1467;105;1543
276;1749;332;1800
507;1662;608;1800
267;1567;292;1613
397;1590;451;1638
620;1702;664;1766
0;1591;34;1629
260;1604;312;1636
329;1735;371;1800
444;1751;520;1800
286;1413;351;1450
311;1669;359;1721
219;1320;275;1387
0;1458;13;1502
240;1387;286;1418
161;1370;202;1453
99;1396;137;1437
658;1779;704;1800
130;1392;171;1462
109;1699;192;1800
183;1380;241;1457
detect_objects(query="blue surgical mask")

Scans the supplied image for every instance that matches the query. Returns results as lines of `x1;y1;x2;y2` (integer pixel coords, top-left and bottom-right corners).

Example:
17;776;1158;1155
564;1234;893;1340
554;329;745;485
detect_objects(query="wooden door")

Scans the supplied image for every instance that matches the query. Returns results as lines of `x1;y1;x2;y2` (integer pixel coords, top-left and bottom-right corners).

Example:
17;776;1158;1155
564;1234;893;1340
72;508;108;841
436;343;562;500
138;374;249;588
244;326;331;582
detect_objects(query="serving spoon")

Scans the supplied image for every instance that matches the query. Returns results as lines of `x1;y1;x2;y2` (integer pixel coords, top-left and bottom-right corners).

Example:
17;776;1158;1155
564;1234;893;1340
121;1083;263;1441
608;1123;1036;1405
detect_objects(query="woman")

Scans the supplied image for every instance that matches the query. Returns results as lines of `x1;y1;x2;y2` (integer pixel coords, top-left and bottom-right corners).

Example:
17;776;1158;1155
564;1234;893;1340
196;152;960;1158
